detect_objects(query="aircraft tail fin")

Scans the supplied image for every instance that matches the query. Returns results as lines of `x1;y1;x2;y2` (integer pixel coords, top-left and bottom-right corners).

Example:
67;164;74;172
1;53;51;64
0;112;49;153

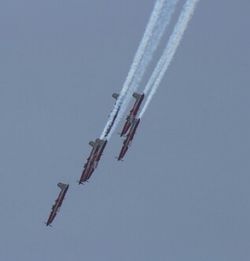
96;138;106;145
57;182;67;190
133;118;140;127
132;92;140;99
112;93;119;100
89;141;95;147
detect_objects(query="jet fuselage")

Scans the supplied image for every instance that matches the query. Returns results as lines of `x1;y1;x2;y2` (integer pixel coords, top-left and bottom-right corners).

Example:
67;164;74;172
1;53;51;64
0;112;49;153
120;93;144;137
46;183;69;226
79;139;107;184
118;118;140;160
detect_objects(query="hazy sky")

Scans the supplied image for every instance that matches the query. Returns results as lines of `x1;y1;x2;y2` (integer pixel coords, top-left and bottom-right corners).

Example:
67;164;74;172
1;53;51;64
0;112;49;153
0;0;249;260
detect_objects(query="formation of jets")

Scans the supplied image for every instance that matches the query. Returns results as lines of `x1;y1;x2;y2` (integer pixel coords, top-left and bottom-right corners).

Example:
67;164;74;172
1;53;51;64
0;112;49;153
46;92;144;226
45;0;200;227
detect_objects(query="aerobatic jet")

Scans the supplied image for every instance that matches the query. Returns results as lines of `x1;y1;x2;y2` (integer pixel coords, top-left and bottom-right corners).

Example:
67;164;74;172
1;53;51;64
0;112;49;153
120;92;144;137
79;138;107;184
104;93;120;137
117;118;141;161
46;183;69;226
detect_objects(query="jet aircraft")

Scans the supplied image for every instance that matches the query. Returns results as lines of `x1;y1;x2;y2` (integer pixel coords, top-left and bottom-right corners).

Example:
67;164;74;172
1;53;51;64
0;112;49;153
46;182;69;226
104;93;120;137
120;92;144;137
79;138;107;184
117;118;141;161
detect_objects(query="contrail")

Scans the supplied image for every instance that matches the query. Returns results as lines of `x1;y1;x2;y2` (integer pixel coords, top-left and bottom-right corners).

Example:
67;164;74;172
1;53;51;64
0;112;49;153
100;0;178;140
140;0;200;118
100;0;166;139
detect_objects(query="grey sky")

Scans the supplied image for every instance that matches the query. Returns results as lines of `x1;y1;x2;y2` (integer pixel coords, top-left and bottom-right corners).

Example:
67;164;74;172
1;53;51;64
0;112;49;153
0;0;249;260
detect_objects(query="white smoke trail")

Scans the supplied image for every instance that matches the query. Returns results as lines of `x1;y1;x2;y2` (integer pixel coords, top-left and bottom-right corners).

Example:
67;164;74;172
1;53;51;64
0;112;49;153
100;0;166;139
103;0;179;140
140;0;200;118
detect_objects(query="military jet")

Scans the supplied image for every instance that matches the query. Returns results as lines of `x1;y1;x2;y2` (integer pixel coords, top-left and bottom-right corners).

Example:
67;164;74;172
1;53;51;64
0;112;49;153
46;183;69;226
120;93;144;137
103;93;120;137
117;118;141;161
79;138;107;184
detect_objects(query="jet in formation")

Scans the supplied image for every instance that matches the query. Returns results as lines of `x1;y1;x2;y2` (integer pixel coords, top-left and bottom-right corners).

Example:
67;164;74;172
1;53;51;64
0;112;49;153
117;118;141;161
79;138;107;184
120;92;144;137
46;183;69;227
103;93;121;137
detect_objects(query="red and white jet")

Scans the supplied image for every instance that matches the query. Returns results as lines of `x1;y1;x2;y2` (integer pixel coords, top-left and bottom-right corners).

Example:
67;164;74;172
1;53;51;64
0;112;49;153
79;138;107;184
46;182;69;226
117;118;140;161
120;92;144;137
